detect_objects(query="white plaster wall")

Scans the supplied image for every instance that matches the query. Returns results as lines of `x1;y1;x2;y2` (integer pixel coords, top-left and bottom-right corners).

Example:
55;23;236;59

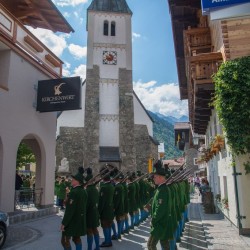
56;83;86;136
235;154;250;229
99;83;119;114
206;110;238;226
0;50;56;212
133;95;153;136
99;120;119;146
99;82;119;146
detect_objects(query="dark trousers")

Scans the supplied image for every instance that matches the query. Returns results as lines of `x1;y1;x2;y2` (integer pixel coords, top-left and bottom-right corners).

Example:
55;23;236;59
147;234;170;250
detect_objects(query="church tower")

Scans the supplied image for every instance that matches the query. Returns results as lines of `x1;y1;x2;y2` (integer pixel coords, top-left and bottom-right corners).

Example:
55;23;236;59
83;0;136;171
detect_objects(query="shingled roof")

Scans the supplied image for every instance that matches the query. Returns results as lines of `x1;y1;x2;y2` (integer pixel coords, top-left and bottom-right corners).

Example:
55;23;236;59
88;0;132;14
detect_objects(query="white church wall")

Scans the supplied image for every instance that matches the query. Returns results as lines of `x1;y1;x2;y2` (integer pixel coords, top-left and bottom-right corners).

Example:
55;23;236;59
99;119;119;147
133;95;153;136
99;83;119;114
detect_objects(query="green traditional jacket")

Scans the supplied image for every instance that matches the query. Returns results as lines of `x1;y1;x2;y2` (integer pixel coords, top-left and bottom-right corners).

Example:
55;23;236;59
144;180;155;204
127;182;136;213
173;183;181;221
98;181;114;221
62;185;88;237
179;181;185;213
54;181;60;195
58;181;67;199
150;183;172;241
86;184;100;228
168;184;178;238
139;179;145;209
122;182;128;214
134;181;140;210
113;182;124;217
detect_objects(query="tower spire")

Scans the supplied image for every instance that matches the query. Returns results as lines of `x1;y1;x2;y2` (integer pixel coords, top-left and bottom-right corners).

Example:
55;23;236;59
88;0;132;14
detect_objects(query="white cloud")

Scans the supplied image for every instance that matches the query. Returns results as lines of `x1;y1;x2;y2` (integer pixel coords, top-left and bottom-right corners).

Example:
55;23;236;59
63;12;70;18
53;0;88;7
62;62;71;77
74;12;79;18
133;32;141;39
133;80;188;118
68;44;87;59
72;64;86;80
28;28;67;57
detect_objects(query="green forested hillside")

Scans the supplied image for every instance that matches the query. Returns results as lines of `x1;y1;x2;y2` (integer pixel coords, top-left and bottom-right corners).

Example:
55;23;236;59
148;111;183;159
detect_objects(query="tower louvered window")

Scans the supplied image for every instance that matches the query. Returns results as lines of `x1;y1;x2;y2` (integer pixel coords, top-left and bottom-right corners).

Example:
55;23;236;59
111;21;116;36
104;20;109;36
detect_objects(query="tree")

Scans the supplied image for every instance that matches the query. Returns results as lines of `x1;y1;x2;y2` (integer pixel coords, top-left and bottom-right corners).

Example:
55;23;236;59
16;143;36;169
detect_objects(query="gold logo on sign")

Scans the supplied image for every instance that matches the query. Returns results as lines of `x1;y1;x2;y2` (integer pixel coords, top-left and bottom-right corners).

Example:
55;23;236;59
54;83;65;95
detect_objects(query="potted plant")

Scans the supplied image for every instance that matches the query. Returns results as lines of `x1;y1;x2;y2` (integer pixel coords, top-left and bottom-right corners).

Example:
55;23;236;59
221;197;229;210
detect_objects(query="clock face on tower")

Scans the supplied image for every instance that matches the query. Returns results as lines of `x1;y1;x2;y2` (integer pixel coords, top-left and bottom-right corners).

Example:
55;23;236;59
103;51;117;65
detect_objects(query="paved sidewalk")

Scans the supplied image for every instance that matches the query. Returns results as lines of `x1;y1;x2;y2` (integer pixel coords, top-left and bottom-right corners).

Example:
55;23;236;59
179;193;250;250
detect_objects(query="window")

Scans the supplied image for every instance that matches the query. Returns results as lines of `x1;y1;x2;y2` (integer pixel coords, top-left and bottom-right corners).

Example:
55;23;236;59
103;21;109;36
111;21;116;36
0;49;11;91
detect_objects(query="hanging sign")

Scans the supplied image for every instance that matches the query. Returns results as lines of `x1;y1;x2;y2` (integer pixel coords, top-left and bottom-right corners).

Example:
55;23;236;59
37;76;81;112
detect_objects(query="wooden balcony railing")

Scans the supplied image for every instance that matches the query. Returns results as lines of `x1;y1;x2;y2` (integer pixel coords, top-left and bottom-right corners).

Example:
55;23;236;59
189;52;223;85
184;27;212;57
0;4;63;77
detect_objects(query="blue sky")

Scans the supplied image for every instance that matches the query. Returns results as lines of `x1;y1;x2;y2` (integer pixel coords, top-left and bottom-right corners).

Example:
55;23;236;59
29;0;188;118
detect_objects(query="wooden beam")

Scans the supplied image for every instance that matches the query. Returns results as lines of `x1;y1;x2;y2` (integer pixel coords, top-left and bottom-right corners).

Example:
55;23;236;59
45;54;61;68
24;35;44;53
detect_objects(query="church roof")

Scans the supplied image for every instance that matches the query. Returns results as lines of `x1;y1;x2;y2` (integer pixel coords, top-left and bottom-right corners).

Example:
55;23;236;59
87;0;132;14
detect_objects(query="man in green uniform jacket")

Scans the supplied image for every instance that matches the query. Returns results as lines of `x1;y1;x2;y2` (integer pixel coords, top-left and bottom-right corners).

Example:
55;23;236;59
98;167;115;247
85;167;100;250
112;173;125;240
61;167;87;250
127;175;136;230
147;165;171;250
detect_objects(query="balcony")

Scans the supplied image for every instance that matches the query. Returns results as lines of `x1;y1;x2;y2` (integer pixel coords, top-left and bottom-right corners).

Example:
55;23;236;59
184;27;212;57
0;4;63;77
189;52;222;85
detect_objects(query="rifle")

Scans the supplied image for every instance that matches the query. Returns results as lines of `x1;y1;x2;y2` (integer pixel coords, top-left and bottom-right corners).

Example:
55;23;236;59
84;165;115;187
131;173;149;184
172;168;193;183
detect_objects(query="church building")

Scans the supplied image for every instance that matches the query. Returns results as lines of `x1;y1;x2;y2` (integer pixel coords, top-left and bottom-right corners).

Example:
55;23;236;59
57;0;159;173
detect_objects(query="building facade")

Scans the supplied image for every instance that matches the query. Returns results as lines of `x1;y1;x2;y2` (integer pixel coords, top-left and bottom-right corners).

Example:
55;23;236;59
167;0;250;234
0;0;73;212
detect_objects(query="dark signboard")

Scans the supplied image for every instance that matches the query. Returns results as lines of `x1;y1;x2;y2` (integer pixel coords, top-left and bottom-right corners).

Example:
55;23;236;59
37;76;81;112
202;0;250;13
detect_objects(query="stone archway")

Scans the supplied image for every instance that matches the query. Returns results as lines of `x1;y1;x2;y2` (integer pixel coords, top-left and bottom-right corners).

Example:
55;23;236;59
0;137;3;203
15;135;43;209
16;133;55;210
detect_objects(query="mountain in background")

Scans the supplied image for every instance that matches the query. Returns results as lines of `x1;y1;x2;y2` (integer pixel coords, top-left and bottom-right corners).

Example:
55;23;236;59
148;111;188;159
155;112;189;125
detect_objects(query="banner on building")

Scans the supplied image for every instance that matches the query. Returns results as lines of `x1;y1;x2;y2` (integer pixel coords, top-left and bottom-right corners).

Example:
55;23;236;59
37;76;81;112
201;0;250;14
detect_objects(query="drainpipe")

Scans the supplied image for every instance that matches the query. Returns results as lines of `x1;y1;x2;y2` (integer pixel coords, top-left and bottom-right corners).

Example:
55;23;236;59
232;155;243;233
